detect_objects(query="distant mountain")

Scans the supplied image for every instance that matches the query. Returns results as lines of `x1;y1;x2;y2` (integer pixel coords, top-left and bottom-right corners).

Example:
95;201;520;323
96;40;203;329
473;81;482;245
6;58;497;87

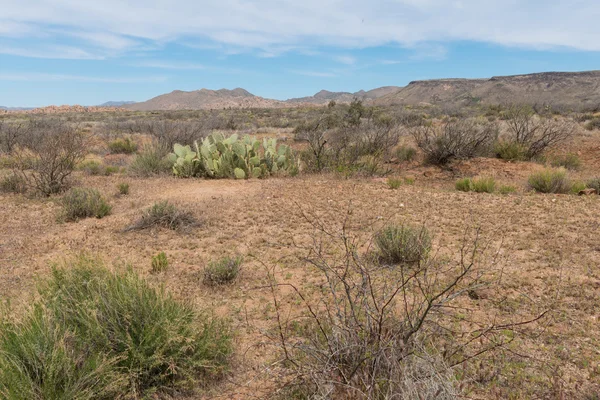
125;88;283;111
98;101;135;107
286;86;402;105
0;106;34;111
375;71;600;108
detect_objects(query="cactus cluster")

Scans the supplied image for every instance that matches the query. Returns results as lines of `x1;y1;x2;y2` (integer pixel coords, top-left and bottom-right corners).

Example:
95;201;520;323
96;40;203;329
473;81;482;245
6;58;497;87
168;132;296;179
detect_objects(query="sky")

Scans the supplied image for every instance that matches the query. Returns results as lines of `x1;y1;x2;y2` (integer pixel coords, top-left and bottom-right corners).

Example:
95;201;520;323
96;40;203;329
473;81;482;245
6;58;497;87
1;0;600;107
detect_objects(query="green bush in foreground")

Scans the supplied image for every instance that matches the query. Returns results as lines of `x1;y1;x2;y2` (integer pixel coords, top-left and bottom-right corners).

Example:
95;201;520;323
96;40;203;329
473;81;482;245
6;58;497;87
528;168;572;194
0;305;124;400
375;224;431;265
60;188;112;222
0;256;232;398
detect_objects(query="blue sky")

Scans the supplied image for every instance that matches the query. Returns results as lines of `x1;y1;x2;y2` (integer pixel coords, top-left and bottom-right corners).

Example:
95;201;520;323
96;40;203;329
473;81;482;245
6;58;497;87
1;0;600;107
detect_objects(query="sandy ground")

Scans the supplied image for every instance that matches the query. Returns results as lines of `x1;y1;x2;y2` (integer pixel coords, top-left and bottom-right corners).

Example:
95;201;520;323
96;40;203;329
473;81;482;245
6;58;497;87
1;127;600;399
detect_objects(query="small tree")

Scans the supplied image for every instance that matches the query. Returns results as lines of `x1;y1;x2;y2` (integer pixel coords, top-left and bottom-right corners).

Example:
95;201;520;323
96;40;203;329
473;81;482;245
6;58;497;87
14;119;87;196
503;105;573;159
412;119;498;165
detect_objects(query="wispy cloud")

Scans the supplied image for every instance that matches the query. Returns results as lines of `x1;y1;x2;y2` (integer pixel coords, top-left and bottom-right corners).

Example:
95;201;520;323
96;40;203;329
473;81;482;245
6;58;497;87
289;70;337;78
332;55;356;65
0;72;168;83
132;60;205;70
0;44;103;60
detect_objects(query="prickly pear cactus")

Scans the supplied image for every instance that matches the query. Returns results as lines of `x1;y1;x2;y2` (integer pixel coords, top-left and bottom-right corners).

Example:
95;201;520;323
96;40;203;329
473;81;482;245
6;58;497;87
170;133;296;179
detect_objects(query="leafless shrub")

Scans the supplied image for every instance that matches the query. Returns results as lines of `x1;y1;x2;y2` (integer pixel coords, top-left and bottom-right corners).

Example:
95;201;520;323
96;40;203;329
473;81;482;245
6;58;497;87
146;120;206;148
13;119;87;196
412;119;498;165
265;206;546;399
0;121;26;154
295;110;400;174
503;105;574;159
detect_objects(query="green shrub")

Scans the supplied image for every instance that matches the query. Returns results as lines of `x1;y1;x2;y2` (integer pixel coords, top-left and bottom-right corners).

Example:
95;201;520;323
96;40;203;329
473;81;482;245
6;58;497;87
151;252;168;274
395;145;417;162
550;153;581;170
403;176;415;185
455;178;473;192
103;166;120;176
60;188;112;222
584;118;600;131
108;137;137;154
586;177;600;192
0;305;125;400
0;173;27;194
387;177;403;189
79;160;103;176
499;185;516;194
203;256;242;286
471;177;496;193
495;140;526;161
126;201;197;231
528;168;572;194
129;143;171;177
117;182;129;195
570;181;587;194
35;257;232;396
374;224;431;265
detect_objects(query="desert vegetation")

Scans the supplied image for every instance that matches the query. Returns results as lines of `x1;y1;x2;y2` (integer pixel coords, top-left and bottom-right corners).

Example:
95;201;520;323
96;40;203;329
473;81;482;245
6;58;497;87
1;101;599;399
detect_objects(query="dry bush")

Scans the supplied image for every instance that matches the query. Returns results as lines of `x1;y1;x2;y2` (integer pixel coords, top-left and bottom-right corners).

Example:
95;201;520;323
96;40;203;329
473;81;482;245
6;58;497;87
125;201;198;232
13;119;87;196
503;105;574;159
0;121;26;154
295;109;400;175
266;207;545;399
411;119;498;165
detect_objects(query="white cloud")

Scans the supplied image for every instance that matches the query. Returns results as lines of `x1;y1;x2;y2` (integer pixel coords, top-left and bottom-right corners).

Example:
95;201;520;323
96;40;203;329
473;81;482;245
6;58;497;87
1;0;600;57
0;72;168;83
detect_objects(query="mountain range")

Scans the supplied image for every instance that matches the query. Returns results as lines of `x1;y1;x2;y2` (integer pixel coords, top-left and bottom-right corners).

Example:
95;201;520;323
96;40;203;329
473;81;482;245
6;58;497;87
124;70;600;111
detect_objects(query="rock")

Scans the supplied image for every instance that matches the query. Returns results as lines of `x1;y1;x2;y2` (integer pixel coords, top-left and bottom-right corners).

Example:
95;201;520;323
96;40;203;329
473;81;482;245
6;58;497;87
579;188;597;196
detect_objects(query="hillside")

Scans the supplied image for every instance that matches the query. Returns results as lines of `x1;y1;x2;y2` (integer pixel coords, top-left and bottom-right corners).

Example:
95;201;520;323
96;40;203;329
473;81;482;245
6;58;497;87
125;86;402;110
286;86;402;105
376;71;600;108
125;88;285;111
